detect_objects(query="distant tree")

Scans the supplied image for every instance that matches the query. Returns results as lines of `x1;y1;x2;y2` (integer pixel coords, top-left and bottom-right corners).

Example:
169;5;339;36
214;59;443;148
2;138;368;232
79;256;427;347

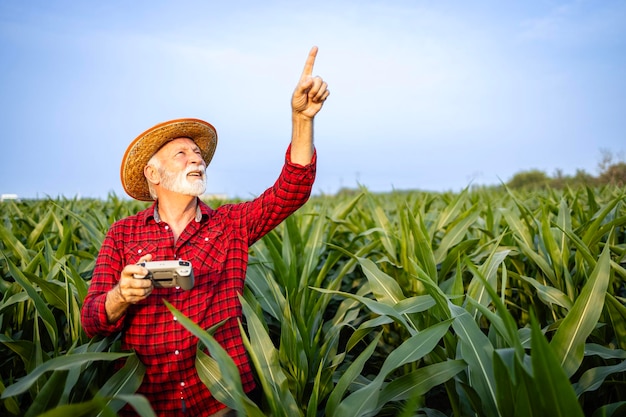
551;168;566;189
597;148;615;175
507;169;550;190
598;162;626;186
501;148;623;191
571;169;597;187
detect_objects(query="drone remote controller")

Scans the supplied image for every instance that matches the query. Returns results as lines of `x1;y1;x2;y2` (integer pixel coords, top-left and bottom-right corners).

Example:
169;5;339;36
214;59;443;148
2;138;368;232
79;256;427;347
134;260;194;290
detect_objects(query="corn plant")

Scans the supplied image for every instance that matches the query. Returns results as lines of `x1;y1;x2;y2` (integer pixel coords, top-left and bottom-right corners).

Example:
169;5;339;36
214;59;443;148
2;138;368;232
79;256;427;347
0;197;153;416
1;186;625;416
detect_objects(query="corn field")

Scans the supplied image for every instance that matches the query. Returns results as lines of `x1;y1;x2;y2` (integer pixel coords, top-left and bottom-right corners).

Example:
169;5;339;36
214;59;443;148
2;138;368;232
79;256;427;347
1;186;625;416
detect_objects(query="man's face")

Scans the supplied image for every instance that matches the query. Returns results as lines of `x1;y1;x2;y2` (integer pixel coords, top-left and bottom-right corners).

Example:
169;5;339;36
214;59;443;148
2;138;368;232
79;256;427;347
153;138;207;196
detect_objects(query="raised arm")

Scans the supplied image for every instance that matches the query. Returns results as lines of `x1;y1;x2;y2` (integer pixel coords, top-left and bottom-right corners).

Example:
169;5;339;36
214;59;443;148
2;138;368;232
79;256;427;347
290;46;330;165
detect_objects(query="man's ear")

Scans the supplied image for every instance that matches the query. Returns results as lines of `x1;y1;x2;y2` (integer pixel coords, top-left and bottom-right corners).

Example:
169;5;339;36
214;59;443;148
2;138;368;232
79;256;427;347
144;164;160;185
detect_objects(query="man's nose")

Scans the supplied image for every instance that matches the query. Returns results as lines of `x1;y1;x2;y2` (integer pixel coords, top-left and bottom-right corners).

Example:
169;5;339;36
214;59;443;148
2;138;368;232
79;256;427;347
190;153;204;165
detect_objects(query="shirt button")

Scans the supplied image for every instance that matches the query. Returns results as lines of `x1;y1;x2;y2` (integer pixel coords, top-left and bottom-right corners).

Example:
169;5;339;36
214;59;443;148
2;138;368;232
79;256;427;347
205;237;209;242
165;225;169;230
138;249;142;254
180;382;186;387
175;350;180;355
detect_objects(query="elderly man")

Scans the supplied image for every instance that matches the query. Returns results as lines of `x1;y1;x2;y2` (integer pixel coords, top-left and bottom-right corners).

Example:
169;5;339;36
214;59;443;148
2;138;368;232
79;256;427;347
81;47;329;417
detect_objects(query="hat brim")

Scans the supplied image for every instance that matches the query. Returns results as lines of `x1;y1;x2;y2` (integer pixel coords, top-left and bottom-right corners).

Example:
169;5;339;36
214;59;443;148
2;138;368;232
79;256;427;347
120;118;218;201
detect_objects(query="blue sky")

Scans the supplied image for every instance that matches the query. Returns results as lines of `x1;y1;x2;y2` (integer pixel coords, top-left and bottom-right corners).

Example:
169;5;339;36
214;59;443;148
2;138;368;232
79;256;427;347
1;0;625;199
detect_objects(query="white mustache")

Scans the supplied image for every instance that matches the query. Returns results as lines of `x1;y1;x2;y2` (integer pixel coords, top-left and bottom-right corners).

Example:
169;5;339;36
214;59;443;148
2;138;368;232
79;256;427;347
184;164;206;176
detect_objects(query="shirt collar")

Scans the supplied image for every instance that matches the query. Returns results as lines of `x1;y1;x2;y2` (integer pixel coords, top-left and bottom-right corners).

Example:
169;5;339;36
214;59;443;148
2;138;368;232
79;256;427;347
151;200;204;223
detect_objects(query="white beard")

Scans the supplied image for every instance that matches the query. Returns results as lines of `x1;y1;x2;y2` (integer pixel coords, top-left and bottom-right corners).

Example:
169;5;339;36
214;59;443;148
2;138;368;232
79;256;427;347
160;165;207;196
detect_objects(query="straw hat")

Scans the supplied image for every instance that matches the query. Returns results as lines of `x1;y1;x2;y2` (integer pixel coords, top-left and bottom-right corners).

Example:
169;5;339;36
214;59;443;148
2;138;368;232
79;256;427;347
120;118;218;201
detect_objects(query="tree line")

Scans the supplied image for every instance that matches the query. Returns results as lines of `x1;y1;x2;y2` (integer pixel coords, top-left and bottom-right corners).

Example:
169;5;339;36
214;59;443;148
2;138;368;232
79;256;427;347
507;149;626;190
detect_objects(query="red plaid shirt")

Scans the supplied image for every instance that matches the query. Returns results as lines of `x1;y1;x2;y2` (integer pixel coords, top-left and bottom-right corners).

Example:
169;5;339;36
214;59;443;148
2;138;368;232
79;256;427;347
81;147;316;416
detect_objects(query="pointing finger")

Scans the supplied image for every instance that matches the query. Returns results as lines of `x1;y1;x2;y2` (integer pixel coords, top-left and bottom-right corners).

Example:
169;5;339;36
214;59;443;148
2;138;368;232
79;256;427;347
300;46;318;81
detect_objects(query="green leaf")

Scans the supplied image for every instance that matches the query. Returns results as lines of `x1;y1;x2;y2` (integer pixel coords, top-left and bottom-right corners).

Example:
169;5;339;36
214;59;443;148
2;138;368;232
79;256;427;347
25;370;68;417
314;287;414;333
50;201;106;248
26;208;54;248
406;208;438;280
95;354;146;415
366;194;398;261
358;257;405;306
434;207;480;264
519;275;574;310
394;295;437;315
378;360;466;403
492;349;516;417
112;394;157;417
0;379;20;415
434;188;469;232
466;246;509;317
449;303;498;416
246;260;287;321
584;343;626;360
0;335;36;372
4;256;59;349
334;320;451;417
530;314;585;417
300;206;329;282
573;359;626;396
0;222;33;260
239;295;298;417
32;390;155;417
29;273;68;313
539;206;565;287
35;401;101;417
195;349;245;411
379;319;452;378
605;293;626;350
325;333;381;417
550;244;611;377
164;301;263;416
592;402;626;417
581;197;621;247
1;352;131;398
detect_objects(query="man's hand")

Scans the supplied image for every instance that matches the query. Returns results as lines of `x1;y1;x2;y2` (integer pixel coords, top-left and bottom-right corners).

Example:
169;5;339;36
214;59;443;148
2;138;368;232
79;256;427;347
292;46;330;119
105;254;154;323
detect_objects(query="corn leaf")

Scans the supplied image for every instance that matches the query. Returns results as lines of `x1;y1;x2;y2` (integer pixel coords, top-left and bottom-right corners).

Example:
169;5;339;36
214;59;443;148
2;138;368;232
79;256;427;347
530;314;585;417
550;244;611;377
406;207;438;280
325;333;381;417
334;320;451;417
605;293;626;350
449;303;498;416
1;352;131;398
434;207;480;264
574;359;626;396
591;402;626;417
519;275;573;310
4;256;59;349
357;257;405;306
378;359;466;403
94;354;146;415
239;295;299;417
164;301;263;416
24;369;68;417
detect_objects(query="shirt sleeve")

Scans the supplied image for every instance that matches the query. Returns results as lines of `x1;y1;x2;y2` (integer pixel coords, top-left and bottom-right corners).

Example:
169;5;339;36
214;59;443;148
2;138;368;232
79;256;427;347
237;145;317;245
81;226;127;337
